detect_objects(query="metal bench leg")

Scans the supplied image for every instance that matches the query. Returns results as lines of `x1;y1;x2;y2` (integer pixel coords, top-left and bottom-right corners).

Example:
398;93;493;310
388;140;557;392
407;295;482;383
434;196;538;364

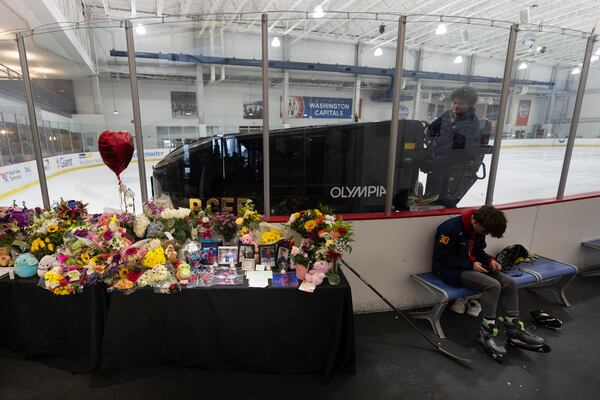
554;275;576;307
410;301;448;339
581;268;600;277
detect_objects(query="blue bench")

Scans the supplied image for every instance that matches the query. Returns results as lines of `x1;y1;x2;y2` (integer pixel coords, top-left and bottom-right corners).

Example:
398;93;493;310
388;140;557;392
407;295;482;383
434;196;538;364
581;239;600;277
410;256;578;339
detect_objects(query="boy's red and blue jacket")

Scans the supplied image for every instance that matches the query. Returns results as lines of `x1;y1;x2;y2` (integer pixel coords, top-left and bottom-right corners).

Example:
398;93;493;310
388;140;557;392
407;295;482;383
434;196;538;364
432;209;494;286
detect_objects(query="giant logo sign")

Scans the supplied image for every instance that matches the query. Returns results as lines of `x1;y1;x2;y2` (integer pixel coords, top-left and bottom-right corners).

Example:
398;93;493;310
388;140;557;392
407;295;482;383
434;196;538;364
330;185;387;199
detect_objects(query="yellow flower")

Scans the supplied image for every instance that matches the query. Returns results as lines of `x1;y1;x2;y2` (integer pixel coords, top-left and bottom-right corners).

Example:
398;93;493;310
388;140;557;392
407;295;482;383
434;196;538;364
326;239;334;247
48;243;54;252
293;212;300;219
241;226;249;234
90;256;98;265
142;246;166;268
118;267;130;278
40;241;46;248
235;217;244;225
45;238;50;243
304;220;317;231
81;253;90;263
47;225;59;233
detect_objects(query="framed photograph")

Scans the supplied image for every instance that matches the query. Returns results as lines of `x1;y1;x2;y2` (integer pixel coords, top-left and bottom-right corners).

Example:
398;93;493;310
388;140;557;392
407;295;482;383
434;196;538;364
217;246;239;265
238;244;255;262
200;240;219;265
275;241;292;271
171;91;198;118
258;244;276;270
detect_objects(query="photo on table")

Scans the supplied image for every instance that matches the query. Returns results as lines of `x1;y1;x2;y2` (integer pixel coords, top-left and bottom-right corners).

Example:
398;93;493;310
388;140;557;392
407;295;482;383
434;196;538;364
217;246;239;265
258;244;276;270
238;243;255;262
200;240;220;265
275;242;292;271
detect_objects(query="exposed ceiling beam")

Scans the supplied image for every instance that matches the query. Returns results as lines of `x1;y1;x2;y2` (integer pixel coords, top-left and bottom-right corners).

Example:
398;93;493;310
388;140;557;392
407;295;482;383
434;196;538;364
130;0;136;18
102;0;110;16
291;0;355;44
180;0;192;16
268;0;305;31
156;0;163;17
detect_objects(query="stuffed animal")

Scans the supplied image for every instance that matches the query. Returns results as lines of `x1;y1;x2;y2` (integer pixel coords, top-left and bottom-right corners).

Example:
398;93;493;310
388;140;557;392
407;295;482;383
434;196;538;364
0;246;12;267
38;254;59;278
302;260;332;286
176;262;192;284
240;232;259;254
162;240;180;264
14;253;39;278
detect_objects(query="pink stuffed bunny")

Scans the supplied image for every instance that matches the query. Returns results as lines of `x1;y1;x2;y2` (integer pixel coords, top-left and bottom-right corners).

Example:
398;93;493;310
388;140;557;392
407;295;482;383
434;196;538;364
240;232;259;253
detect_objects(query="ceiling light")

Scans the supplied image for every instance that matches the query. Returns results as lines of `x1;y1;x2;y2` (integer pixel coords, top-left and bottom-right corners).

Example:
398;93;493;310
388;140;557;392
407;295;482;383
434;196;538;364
435;23;447;35
113;110;119;115
135;24;146;35
374;47;383;57
271;37;281;47
571;67;581;75
0;129;7;134
518;62;528;70
454;55;463;64
313;5;324;18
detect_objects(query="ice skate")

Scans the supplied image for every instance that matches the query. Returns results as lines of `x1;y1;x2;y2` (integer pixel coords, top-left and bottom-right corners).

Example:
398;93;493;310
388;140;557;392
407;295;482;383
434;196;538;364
505;318;551;353
478;322;506;362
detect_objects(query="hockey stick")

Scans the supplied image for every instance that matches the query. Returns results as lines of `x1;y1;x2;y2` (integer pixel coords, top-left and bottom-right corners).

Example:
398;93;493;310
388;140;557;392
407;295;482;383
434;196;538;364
340;258;472;366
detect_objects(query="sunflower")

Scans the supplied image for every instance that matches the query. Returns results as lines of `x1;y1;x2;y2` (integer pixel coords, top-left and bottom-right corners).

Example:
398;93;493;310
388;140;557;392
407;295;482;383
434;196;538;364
47;225;59;233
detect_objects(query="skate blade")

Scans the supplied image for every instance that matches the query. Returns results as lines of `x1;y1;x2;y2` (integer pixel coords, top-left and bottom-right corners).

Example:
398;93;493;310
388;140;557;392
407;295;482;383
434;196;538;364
478;339;505;362
508;340;552;353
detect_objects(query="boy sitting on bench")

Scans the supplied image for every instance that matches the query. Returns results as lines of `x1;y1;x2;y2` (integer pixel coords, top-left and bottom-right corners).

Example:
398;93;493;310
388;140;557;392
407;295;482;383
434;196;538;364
432;205;545;359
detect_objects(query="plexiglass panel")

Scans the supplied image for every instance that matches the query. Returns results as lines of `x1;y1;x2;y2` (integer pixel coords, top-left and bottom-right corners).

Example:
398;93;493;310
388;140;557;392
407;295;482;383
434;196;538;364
565;39;600;196
493;26;587;204
403;17;511;209
0;36;42;207
22;23;135;212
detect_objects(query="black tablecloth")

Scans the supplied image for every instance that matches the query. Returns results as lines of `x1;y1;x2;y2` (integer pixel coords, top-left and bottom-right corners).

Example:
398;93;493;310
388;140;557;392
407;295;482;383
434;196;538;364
0;277;108;373
0;272;355;386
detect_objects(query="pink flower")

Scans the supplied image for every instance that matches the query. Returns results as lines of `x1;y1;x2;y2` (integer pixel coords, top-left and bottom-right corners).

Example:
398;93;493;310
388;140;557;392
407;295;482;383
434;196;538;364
58;255;69;264
291;246;301;256
125;247;138;256
103;230;114;241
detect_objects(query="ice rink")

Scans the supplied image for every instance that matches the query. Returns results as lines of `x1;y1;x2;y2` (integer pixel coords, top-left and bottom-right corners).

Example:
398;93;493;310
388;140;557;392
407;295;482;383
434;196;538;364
4;146;599;213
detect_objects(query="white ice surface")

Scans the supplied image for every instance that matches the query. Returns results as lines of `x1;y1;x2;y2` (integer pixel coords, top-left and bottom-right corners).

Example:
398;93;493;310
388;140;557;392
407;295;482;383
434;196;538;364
5;146;600;213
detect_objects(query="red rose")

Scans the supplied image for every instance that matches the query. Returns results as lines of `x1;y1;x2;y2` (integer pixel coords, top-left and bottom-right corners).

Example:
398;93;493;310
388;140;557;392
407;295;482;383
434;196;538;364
338;227;347;235
59;278;68;286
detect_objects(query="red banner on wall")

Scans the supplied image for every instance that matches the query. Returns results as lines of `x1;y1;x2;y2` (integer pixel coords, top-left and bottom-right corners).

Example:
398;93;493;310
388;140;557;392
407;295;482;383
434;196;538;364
516;99;532;126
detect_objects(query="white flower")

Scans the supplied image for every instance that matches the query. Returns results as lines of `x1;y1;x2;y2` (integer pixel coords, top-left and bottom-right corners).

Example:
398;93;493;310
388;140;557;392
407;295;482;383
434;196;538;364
134;214;150;238
161;207;191;220
289;213;296;223
202;217;210;224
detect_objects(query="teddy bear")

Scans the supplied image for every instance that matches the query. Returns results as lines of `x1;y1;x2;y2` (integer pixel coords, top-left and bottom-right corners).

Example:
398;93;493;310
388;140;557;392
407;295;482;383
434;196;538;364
302;260;332;286
0;246;12;267
38;254;59;278
162;240;181;264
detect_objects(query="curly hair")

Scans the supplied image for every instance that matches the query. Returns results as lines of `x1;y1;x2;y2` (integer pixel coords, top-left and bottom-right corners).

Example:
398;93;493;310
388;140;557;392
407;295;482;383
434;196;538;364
473;205;506;238
450;86;478;108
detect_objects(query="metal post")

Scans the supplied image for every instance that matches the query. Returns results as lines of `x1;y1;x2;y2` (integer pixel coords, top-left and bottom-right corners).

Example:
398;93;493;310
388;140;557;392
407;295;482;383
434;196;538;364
261;13;271;217
485;24;518;205
384;16;407;215
16;33;50;209
125;20;148;203
557;34;596;199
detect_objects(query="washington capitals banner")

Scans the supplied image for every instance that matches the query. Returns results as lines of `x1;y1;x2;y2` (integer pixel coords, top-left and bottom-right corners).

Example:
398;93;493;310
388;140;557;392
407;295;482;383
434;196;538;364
285;96;353;119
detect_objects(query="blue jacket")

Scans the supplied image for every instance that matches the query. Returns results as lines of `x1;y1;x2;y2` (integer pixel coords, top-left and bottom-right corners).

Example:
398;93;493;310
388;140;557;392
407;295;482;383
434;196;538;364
432;213;493;286
427;108;480;167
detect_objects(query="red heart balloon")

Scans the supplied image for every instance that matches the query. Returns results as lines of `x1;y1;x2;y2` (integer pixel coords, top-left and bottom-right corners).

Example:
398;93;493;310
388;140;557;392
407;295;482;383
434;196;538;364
98;130;135;180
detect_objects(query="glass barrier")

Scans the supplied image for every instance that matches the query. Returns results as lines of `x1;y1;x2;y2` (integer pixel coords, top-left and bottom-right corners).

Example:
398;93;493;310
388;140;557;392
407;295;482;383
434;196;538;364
403;17;511;210
0;36;42;207
134;15;264;213
2;13;598;215
565;40;600;196
23;22;135;213
493;26;587;204
266;15;397;215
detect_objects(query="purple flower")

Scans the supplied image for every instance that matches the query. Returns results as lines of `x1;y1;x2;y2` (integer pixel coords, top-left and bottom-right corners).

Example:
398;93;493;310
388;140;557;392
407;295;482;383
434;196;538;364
103;230;114;241
73;229;90;238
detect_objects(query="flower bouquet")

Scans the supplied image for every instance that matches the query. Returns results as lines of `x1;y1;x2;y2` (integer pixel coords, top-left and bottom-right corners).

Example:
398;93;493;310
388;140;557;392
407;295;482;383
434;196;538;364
236;200;262;236
41;255;85;295
211;213;239;244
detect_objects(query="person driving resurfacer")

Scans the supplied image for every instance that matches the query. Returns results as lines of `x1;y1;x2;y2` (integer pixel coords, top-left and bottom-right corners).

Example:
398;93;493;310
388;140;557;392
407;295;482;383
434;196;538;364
422;86;491;208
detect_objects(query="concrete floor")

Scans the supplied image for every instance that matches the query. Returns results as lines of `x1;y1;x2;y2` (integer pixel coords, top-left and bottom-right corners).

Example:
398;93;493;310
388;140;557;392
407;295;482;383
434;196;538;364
1;274;599;400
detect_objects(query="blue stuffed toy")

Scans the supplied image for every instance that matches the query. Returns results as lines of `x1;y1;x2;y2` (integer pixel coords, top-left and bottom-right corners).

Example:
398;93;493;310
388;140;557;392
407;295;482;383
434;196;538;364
14;253;39;278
